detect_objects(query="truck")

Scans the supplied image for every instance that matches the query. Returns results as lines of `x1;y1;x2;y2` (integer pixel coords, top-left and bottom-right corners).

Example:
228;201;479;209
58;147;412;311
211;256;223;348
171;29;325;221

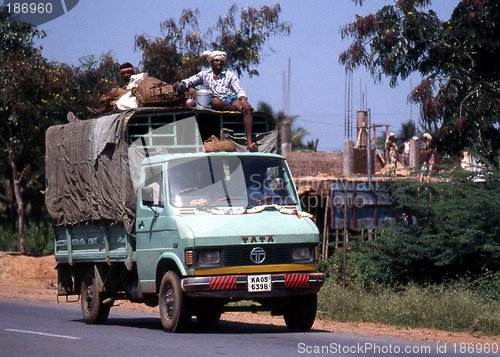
46;107;324;332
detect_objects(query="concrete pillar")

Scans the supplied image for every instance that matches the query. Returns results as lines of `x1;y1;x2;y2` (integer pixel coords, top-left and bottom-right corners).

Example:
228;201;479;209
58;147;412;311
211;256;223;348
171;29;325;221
409;138;420;169
280;120;291;157
356;111;368;148
343;140;354;177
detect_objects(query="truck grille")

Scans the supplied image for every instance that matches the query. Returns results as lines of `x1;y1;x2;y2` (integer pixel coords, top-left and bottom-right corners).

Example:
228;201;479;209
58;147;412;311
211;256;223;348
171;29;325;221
222;245;292;266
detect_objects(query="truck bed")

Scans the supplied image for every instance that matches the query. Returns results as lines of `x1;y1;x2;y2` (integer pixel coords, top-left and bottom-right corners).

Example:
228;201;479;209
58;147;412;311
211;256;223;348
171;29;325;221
54;225;135;269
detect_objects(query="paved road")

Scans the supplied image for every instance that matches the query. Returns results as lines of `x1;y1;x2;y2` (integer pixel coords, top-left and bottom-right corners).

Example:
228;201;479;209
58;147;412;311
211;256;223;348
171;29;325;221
0;299;494;356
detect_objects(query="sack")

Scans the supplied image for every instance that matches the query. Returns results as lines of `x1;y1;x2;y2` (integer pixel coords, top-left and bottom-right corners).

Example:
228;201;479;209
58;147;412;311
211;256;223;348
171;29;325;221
132;77;181;107
203;135;236;152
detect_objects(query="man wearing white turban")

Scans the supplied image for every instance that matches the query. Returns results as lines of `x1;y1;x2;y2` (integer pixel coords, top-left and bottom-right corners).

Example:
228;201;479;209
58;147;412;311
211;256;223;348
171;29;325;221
176;50;257;151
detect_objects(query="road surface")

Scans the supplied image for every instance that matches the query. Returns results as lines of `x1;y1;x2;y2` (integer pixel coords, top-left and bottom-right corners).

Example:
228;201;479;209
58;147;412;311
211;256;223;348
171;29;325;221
0;299;495;356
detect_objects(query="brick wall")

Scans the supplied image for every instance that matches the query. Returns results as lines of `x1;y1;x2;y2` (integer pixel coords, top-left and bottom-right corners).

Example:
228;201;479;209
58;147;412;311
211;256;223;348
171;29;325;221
287;149;382;178
353;148;378;175
286;152;343;177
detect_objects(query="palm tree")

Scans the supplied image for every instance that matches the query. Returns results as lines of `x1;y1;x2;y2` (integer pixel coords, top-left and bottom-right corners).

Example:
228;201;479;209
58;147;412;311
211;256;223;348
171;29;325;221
257;102;318;152
398;120;417;141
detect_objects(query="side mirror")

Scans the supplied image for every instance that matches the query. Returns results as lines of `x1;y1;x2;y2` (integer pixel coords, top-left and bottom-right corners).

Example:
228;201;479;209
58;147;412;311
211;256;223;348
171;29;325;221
141;186;154;206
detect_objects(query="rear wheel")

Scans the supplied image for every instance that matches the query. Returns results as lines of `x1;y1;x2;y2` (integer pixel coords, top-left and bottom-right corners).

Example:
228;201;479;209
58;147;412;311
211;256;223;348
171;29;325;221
283;294;317;332
81;267;111;324
159;271;191;332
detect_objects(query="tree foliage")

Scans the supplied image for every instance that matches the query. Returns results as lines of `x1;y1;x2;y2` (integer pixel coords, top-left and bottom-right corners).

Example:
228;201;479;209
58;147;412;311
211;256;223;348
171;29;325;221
0;8;119;252
71;53;121;119
135;3;290;82
340;0;500;162
0;9;51;253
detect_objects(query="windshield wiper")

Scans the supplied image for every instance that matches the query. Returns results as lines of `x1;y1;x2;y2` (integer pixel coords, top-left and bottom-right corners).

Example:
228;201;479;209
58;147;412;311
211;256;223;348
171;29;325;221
197;196;247;210
246;196;279;209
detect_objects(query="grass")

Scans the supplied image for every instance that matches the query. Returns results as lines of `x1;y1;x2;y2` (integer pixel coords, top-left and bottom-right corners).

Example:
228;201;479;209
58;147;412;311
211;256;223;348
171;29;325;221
318;279;500;335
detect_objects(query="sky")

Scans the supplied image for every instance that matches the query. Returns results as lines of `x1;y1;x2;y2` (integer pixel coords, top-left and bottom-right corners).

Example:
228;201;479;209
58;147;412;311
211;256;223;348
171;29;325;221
4;0;457;152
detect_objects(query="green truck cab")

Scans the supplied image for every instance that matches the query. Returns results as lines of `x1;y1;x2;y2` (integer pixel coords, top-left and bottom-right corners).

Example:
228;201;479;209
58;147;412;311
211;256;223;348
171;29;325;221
46;107;324;332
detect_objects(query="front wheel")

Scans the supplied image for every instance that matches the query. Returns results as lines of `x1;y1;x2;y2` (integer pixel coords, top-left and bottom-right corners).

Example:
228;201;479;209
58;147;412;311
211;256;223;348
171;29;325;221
159;271;191;332
81;267;111;324
283;294;317;332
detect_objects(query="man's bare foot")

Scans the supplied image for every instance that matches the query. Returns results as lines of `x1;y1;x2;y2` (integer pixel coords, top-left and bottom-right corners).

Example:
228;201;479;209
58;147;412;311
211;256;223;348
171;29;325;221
67;111;78;122
247;142;258;152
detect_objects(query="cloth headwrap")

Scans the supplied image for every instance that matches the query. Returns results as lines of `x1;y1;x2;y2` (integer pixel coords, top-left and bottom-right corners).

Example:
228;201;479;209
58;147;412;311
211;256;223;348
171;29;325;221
202;50;227;64
120;67;136;75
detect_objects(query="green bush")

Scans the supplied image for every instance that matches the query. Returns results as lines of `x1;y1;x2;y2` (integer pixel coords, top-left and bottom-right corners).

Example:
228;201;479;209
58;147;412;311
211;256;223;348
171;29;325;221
318;246;361;285
340;168;500;286
0;221;53;254
473;269;500;303
0;226;18;252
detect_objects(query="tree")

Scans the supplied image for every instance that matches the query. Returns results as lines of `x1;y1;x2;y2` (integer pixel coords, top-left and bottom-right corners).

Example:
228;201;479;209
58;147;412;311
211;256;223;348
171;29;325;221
0;9;48;253
291;128;319;152
135;3;291;82
72;53;122;119
340;0;500;163
0;9;117;253
398;120;417;141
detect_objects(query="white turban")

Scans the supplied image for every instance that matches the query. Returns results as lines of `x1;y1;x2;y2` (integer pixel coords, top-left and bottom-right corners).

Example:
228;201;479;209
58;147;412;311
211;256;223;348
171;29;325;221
423;133;432;140
202;50;227;64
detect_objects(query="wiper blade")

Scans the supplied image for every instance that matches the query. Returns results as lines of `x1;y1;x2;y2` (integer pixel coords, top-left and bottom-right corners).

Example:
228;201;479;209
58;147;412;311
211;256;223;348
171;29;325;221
246;196;278;209
197;196;247;209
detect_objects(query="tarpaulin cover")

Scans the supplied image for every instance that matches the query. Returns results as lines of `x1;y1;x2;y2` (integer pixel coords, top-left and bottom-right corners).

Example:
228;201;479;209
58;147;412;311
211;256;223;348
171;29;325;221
221;128;278;154
45;110;137;235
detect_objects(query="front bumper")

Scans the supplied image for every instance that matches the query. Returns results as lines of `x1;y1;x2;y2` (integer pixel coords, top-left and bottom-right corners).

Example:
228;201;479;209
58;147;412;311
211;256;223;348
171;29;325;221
181;272;324;298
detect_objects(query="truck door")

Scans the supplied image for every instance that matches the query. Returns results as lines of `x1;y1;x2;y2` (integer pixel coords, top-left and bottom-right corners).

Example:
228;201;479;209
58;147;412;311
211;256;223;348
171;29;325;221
135;164;177;293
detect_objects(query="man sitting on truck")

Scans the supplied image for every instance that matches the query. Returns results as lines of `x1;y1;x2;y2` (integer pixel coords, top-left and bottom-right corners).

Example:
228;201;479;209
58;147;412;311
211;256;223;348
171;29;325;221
88;62;138;116
175;50;257;151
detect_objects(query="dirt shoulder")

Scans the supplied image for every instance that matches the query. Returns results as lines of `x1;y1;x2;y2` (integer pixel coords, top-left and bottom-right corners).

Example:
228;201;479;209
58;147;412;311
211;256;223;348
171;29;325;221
0;252;497;344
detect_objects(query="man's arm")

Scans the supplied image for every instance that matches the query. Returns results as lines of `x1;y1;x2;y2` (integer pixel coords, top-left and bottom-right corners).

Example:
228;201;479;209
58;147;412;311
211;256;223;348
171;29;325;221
224;72;243;98
228;72;252;110
182;72;204;88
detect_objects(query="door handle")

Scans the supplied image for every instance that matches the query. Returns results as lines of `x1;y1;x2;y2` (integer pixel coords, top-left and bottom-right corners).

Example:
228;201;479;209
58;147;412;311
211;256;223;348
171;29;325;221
138;221;144;229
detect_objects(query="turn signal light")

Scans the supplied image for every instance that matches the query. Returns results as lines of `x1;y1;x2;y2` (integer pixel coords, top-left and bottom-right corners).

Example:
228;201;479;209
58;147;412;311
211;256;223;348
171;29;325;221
185;250;194;267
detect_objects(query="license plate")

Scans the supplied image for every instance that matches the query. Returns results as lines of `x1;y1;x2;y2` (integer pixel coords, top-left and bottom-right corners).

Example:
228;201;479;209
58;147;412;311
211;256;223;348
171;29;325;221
247;274;272;292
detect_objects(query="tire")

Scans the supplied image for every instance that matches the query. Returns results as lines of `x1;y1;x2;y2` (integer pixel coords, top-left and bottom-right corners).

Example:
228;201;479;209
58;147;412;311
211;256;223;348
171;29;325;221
283;294;317;332
81;267;111;324
159;271;191;332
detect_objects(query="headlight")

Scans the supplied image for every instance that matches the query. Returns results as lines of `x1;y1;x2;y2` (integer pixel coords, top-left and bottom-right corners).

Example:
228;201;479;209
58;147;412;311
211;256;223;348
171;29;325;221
292;247;311;261
198;251;221;265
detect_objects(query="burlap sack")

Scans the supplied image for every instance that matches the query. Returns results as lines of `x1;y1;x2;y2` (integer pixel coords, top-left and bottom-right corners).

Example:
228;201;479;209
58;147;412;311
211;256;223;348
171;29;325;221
203;135;236;152
132;77;180;106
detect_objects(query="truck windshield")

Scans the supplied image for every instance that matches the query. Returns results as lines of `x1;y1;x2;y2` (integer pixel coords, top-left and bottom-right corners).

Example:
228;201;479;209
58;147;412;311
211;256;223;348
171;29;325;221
168;156;298;208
